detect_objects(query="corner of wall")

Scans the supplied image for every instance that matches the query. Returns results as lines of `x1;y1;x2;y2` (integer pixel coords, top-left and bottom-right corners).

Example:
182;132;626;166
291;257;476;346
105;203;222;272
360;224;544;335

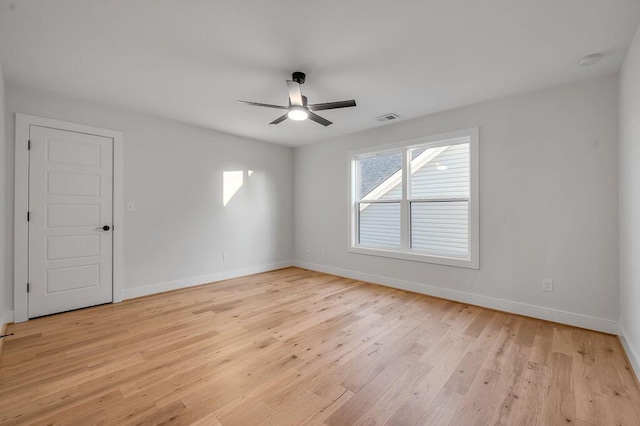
619;322;640;381
0;59;7;330
619;22;640;383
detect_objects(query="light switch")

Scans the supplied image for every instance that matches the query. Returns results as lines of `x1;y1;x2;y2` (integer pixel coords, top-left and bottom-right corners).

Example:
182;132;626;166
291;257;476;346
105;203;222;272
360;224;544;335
126;201;136;212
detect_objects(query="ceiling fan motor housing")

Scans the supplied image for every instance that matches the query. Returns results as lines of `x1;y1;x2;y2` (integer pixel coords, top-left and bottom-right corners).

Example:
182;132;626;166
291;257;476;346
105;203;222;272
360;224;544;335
292;71;306;85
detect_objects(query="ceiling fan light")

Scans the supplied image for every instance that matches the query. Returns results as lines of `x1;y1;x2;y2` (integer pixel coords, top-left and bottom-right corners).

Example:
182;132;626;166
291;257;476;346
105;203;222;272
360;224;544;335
288;106;308;121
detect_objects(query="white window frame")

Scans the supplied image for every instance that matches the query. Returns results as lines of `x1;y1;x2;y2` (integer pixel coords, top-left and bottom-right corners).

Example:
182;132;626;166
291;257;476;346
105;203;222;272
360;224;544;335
348;128;479;269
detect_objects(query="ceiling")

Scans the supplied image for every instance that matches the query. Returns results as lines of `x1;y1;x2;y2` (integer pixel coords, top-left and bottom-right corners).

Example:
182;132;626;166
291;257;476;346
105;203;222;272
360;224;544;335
1;1;639;147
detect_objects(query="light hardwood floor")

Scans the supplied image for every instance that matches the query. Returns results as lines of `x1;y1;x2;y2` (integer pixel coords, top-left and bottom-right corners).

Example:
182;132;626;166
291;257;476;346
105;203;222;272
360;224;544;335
1;267;639;425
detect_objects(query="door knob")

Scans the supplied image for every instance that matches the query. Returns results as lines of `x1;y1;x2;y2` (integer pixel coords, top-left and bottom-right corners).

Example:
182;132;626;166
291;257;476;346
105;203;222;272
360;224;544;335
95;225;111;231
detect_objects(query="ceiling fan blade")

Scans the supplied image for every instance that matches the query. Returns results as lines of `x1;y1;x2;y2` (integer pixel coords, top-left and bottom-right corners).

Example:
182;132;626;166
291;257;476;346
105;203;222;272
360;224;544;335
286;80;304;106
307;100;357;111
269;113;289;125
307;111;332;126
237;100;288;109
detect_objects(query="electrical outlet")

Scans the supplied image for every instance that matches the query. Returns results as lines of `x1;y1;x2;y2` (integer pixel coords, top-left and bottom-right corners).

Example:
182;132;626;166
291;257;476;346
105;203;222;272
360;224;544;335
306;246;310;254
126;201;136;212
322;248;326;257
223;253;229;263
542;278;553;292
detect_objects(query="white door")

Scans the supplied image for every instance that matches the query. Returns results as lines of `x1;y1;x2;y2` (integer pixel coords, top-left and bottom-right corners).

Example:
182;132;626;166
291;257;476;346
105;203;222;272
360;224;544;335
28;125;114;318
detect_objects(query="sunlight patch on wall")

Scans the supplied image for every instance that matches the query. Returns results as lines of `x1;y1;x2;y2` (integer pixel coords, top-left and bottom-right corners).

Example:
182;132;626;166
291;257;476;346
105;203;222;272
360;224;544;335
223;171;244;206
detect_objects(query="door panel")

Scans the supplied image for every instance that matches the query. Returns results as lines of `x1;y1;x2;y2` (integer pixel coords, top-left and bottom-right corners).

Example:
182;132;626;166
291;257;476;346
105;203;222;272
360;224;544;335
47;138;102;166
47;203;101;227
47;171;101;196
46;264;100;293
29;125;113;318
47;235;100;260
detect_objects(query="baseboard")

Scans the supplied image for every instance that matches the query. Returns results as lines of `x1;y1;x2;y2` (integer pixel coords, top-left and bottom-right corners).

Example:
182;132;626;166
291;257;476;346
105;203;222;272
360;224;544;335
2;311;14;327
0;311;14;357
122;261;294;300
0;322;5;357
619;322;640;382
293;260;618;334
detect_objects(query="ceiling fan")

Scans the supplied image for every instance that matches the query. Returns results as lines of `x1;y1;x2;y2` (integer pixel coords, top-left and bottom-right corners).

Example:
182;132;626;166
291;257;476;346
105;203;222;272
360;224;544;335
237;72;356;126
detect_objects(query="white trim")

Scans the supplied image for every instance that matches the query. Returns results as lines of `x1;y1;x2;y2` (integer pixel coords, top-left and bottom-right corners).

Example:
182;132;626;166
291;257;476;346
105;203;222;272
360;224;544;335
2;311;14;326
0;313;7;357
348;128;480;269
13;116;29;323
13;114;125;322
350;133;472;157
0;311;13;357
293;260;618;334
122;261;294;300
348;245;475;269
619;322;640;381
112;131;124;303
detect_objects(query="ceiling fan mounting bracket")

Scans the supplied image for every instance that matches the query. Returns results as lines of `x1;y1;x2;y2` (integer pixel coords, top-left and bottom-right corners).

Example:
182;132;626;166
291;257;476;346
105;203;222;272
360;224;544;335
292;71;306;85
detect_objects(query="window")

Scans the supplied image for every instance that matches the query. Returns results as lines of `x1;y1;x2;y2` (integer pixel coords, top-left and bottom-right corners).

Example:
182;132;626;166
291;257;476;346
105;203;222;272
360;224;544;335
349;128;479;269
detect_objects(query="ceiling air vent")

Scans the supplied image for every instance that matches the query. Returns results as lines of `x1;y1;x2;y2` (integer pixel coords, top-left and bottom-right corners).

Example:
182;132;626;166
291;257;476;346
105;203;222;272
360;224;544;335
376;113;399;122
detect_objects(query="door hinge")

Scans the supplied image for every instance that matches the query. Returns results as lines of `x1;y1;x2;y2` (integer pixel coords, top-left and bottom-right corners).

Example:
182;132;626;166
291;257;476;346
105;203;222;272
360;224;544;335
27;283;30;293
27;211;30;221
28;140;31;150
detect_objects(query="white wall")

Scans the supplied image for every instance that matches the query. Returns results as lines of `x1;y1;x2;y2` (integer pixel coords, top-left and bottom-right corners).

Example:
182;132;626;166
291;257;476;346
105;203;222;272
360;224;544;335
0;62;6;326
620;25;640;376
0;72;625;338
5;84;293;306
294;74;620;332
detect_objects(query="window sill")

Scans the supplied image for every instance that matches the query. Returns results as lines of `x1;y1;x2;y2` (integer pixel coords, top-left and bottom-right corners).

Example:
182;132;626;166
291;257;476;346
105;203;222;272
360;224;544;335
348;245;479;269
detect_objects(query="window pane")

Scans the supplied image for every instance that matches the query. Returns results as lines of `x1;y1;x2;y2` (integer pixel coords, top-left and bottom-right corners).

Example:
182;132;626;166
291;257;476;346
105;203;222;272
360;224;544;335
357;151;403;201
359;202;401;248
411;147;427;160
410;143;469;199
411;201;469;258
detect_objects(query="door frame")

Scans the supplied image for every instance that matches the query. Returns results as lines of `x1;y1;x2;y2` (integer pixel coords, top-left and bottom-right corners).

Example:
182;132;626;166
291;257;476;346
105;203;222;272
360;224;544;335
13;113;124;322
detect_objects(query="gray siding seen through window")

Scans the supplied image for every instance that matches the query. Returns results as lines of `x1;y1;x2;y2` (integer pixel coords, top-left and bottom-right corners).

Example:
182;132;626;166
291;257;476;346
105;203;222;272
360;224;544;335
355;142;470;258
